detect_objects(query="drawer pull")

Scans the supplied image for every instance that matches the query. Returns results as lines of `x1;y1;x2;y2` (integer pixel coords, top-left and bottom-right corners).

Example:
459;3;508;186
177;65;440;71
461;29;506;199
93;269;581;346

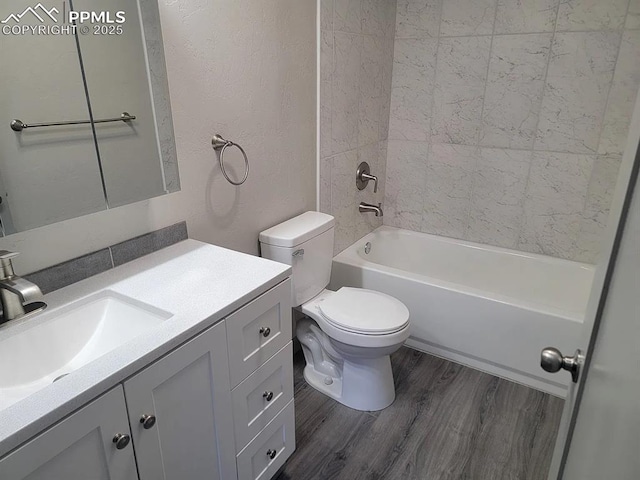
259;327;271;338
112;433;130;450
266;449;277;460
140;414;157;430
263;391;274;401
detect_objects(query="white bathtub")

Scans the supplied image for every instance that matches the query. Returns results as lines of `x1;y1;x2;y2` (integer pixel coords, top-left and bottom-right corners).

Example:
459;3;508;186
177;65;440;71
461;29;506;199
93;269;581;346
330;226;595;397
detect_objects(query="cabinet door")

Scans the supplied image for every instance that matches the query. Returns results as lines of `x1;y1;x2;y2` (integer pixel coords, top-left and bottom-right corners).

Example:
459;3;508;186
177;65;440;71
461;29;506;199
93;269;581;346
0;386;136;480
124;321;236;480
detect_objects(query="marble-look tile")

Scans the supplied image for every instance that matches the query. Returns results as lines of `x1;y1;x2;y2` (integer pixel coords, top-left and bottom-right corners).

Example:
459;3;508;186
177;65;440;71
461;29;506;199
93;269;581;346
484;34;551;81
360;95;383;146
584;154;622;218
599;30;640;156
435;37;492;86
466;149;531;248
331;150;359;254
388;38;438;141
422;144;477;238
359;35;385;146
440;0;497;37
535;32;619;153
494;0;559;34
431;37;491;145
556;0;628;32
627;0;640;29
574;155;621;263
335;0;362;33
481;83;545;149
321;0;333;31
360;35;385;99
545;32;619;79
384;141;429;230
319;156;333;214
380;34;395;141
481;34;551;149
320;81;332;158
395;0;442;38
320;30;333;84
362;0;393;36
518;152;594;259
431;84;485;145
332;33;362;154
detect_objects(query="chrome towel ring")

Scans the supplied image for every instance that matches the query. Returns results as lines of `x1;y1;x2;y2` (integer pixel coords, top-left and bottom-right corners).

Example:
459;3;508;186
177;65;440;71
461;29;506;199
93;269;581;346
211;134;249;186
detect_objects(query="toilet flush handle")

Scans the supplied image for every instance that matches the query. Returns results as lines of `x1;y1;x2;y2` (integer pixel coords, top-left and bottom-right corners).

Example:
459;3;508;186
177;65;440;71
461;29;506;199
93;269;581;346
292;249;304;258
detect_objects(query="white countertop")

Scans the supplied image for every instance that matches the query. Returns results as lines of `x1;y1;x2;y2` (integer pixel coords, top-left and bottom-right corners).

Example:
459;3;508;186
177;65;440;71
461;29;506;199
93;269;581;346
0;239;290;457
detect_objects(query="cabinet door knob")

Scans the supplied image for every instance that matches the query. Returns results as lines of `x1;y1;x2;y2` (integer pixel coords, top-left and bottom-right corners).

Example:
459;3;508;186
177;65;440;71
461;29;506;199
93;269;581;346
266;448;277;460
140;414;157;430
113;433;131;450
259;327;271;338
263;391;274;401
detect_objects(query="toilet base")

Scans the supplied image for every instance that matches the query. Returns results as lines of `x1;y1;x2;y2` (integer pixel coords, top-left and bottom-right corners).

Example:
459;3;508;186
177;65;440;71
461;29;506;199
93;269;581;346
302;353;396;412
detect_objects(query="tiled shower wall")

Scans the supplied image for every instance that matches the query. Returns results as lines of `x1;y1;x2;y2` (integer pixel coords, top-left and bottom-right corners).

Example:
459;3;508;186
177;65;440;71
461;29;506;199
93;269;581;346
319;0;397;254
384;0;640;263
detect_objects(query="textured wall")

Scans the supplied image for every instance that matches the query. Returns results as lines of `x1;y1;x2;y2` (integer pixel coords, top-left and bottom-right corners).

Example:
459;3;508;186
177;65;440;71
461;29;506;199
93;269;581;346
0;0;316;274
319;0;397;254
384;0;640;263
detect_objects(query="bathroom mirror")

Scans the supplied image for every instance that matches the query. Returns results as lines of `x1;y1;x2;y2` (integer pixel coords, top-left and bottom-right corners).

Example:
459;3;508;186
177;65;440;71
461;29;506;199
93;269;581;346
0;0;179;236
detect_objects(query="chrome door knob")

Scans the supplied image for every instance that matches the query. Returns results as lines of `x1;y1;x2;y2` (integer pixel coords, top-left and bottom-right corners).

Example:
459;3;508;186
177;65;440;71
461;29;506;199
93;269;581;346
112;433;131;450
140;414;157;430
259;327;271;338
263;391;274;402
266;449;277;460
541;347;581;383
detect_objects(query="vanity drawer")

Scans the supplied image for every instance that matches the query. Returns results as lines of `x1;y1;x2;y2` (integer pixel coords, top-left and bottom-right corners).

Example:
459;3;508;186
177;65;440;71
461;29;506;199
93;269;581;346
227;279;292;387
232;342;294;450
236;399;295;480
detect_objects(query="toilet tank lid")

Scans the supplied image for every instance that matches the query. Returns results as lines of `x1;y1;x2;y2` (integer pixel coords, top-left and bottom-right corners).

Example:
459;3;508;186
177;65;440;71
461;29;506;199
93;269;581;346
259;212;335;247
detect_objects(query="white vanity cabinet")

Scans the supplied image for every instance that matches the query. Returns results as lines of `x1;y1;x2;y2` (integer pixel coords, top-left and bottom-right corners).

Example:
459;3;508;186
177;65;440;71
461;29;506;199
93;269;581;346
123;320;236;480
0;386;137;480
0;277;295;480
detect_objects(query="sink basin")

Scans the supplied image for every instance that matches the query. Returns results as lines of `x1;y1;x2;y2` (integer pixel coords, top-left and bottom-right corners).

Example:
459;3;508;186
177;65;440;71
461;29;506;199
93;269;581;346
0;291;172;410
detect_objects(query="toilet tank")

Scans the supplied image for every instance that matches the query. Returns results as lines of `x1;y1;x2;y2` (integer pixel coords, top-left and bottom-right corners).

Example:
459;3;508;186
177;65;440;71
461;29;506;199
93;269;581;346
259;212;335;307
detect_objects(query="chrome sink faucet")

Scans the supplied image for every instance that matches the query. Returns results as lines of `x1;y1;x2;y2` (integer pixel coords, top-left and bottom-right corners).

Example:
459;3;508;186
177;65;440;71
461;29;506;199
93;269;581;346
0;250;46;324
359;202;383;217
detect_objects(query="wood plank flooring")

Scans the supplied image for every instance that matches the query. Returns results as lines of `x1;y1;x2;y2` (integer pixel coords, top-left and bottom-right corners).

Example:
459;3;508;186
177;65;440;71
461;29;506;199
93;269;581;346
275;347;564;480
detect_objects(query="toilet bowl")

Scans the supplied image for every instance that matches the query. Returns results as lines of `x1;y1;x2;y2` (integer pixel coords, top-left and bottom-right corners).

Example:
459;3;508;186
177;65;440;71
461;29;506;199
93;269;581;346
298;287;409;411
259;211;411;411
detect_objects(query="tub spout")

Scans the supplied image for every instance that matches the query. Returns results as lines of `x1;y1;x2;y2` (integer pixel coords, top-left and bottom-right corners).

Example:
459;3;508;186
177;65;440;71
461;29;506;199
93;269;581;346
359;202;383;217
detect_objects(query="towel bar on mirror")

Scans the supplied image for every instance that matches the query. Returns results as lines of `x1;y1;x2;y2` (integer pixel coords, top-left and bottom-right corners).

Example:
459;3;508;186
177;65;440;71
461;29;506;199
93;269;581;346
10;112;136;132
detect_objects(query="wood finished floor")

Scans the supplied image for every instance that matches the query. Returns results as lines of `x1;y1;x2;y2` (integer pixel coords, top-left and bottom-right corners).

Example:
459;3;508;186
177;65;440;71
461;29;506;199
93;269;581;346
275;347;564;480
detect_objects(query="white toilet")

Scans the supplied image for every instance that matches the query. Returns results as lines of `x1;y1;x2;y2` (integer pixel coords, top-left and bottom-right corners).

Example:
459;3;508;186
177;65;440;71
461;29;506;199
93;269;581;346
259;211;410;411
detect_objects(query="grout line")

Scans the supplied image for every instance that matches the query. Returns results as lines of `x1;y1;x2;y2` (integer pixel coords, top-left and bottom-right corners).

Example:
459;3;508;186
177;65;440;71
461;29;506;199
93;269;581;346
420;5;444;233
394;27;630;40
518;1;562;253
580;2;632;215
465;1;500;240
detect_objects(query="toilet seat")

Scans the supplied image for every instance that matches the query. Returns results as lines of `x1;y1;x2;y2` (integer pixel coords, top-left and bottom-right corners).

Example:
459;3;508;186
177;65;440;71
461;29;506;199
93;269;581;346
318;287;409;335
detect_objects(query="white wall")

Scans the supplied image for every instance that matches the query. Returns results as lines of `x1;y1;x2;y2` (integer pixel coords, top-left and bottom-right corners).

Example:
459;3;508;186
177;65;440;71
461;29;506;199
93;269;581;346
0;0;317;275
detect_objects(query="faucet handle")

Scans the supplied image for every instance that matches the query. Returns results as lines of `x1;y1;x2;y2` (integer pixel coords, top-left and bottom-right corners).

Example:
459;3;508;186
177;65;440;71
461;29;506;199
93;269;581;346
0;251;18;279
356;162;379;193
0;251;19;261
